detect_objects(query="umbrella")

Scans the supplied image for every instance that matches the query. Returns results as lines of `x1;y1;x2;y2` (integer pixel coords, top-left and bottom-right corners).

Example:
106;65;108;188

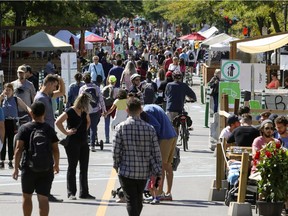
85;34;106;43
179;32;206;41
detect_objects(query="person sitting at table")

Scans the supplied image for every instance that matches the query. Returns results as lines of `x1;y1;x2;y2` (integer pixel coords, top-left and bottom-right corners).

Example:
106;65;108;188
251;119;278;174
227;114;259;147
266;72;280;89
219;114;240;142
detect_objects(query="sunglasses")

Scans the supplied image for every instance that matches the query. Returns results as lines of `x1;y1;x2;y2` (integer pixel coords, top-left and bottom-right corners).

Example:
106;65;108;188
264;127;274;130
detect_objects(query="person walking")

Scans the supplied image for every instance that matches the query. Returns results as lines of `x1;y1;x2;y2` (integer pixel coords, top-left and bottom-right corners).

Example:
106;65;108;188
0;107;4;151
120;61;137;90
112;97;162;216
66;72;84;109
79;73;106;152
141;104;177;201
56;93;95;200
88;55;105;86
104;89;127;130
12;101;60;216
209;69;221;113
102;75;119;143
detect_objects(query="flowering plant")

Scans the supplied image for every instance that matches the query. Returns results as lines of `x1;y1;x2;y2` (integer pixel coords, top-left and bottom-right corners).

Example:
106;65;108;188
255;140;288;202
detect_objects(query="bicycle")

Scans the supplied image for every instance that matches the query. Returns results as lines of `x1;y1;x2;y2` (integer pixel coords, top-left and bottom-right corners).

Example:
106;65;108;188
173;111;192;152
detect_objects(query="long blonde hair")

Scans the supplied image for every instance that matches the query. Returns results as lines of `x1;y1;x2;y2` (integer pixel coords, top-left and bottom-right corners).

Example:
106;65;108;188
123;61;136;76
73;92;91;113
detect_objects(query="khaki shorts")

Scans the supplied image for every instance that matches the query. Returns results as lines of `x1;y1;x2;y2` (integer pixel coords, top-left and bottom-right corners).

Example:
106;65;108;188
160;137;177;164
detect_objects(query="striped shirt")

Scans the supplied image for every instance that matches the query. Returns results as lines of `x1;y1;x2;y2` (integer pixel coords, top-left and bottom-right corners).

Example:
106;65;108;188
112;116;162;180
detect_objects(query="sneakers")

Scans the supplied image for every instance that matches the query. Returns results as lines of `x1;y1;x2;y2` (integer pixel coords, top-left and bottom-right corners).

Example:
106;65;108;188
68;195;76;200
105;140;110;144
0;161;4;169
91;146;96;152
143;196;153;203
8;161;13;169
48;194;63;202
79;194;95;199
157;192;173;201
150;198;160;205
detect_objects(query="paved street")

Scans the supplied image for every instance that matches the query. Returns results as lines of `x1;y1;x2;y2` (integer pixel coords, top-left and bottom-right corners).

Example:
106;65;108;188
0;77;260;216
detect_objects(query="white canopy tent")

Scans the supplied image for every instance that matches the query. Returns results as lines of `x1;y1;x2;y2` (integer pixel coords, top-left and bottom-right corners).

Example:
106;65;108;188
237;33;288;54
54;30;93;50
210;36;239;52
198;26;218;39
201;33;231;46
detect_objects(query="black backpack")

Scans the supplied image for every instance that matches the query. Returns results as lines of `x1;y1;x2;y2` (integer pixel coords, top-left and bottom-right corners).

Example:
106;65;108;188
189;52;194;61
27;127;51;172
142;82;156;104
84;86;99;108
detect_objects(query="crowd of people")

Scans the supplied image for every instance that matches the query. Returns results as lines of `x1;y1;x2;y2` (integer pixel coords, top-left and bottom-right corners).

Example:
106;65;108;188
0;27;199;215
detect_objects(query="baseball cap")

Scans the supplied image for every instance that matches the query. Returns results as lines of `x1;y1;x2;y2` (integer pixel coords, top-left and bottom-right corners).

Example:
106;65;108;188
165;71;173;77
227;114;240;125
130;73;141;81
17;65;27;73
108;75;117;83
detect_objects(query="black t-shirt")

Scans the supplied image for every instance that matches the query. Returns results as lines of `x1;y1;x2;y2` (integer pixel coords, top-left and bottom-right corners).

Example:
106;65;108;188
17;122;58;169
66;107;88;142
227;126;260;147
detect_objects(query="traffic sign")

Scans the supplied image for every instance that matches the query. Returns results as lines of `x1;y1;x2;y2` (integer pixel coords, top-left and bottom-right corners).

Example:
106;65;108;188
219;81;240;107
130;26;135;31
221;60;241;81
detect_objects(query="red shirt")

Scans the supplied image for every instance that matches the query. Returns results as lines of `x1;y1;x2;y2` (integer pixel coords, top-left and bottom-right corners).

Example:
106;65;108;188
164;58;173;72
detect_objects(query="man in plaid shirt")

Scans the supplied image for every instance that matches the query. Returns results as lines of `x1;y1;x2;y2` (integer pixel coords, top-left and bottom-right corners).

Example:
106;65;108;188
112;98;162;216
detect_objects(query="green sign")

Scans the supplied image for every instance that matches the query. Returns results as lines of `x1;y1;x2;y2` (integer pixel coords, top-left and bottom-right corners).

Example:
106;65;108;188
221;60;241;81
219;82;241;106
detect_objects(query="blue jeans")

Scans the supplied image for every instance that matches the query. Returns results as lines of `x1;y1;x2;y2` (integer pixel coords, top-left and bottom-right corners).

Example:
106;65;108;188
89;111;101;147
104;115;110;141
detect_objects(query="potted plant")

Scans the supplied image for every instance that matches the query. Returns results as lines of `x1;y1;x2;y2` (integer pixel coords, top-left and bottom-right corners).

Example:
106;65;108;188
254;140;288;216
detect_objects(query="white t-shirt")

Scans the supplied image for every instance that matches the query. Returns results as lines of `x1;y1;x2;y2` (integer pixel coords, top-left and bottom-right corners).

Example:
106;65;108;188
219;126;231;140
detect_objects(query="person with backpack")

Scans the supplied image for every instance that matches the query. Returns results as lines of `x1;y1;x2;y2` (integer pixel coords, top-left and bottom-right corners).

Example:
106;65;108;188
101;75;119;143
12;101;60;216
0;83;31;169
79;73;106;152
56;93;95;200
140;72;157;105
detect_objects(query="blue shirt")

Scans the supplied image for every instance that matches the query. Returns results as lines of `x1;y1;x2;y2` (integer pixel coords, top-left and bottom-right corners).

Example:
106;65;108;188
143;104;177;140
275;132;288;148
179;52;188;63
2;96;18;118
88;62;105;82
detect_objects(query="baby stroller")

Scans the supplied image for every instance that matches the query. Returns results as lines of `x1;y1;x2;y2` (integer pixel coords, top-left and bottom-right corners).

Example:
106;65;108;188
224;160;258;206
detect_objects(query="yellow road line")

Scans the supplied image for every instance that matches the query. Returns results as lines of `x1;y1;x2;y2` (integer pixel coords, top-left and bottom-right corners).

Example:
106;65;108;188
96;169;117;216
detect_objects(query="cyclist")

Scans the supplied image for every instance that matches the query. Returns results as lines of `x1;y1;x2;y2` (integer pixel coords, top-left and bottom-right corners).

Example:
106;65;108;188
165;70;197;124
